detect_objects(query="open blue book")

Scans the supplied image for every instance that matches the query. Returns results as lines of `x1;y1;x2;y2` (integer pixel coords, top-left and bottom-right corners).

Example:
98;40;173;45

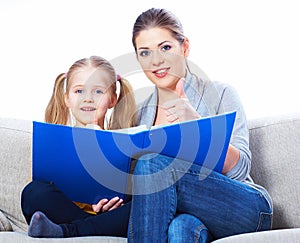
32;111;236;204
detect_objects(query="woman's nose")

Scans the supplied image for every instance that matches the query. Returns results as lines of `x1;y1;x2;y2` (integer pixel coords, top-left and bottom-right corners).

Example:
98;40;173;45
152;50;164;66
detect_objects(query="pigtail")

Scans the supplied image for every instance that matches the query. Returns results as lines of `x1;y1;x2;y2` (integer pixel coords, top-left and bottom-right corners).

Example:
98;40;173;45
44;73;69;125
108;76;137;130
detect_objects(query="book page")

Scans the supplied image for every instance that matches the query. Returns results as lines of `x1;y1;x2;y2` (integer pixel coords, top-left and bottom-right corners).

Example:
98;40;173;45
113;124;148;134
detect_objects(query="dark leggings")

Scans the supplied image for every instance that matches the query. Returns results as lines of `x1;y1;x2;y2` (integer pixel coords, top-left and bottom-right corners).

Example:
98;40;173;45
21;180;130;237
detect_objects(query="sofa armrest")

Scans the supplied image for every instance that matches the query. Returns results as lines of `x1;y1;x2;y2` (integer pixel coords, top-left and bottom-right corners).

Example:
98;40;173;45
248;112;300;229
0;117;32;232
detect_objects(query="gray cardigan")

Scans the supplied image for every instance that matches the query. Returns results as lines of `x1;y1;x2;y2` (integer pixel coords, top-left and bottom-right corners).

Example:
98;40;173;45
136;71;272;208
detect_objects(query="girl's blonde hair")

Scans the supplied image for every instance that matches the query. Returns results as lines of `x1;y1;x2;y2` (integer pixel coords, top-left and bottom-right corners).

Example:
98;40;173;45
45;56;137;129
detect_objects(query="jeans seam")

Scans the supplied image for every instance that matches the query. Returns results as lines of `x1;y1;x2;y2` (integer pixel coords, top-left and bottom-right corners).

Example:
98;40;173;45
129;214;133;242
256;211;273;231
175;168;264;197
194;224;207;243
169;169;177;224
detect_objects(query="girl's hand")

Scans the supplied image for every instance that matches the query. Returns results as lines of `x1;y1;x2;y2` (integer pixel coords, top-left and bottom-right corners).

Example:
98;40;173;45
162;78;200;123
86;118;102;130
85;123;101;130
92;196;124;213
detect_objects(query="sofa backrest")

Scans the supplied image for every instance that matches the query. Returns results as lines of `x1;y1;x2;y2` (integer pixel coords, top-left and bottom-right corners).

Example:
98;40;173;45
248;113;300;229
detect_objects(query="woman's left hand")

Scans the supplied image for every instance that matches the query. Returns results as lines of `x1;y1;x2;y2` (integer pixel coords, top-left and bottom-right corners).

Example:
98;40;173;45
162;78;200;123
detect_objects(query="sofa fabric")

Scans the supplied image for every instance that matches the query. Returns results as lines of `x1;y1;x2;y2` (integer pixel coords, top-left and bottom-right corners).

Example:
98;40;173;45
0;113;299;242
0;210;12;232
0;232;126;242
248;113;300;229
214;228;300;243
0;118;31;232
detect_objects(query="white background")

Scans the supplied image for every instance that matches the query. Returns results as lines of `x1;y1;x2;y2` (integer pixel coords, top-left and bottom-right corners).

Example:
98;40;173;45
1;0;299;121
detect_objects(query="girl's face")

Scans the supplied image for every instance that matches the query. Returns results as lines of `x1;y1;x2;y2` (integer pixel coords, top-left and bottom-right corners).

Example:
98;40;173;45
135;27;189;91
65;67;117;128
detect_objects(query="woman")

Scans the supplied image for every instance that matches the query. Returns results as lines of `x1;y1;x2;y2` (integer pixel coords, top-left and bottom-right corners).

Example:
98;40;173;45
128;8;273;243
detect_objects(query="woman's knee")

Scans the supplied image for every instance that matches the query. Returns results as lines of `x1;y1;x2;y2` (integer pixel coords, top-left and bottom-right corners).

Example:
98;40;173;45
168;214;212;243
134;153;174;175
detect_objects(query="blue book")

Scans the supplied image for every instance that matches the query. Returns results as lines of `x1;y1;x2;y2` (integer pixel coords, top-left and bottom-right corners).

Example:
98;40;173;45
32;111;236;204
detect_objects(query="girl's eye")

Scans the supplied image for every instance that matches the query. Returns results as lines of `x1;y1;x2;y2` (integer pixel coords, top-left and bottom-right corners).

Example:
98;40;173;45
95;89;103;94
161;45;171;52
139;50;151;57
75;89;83;94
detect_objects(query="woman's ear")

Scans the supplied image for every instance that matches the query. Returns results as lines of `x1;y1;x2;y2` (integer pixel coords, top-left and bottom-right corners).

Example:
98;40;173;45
109;93;118;109
183;38;190;58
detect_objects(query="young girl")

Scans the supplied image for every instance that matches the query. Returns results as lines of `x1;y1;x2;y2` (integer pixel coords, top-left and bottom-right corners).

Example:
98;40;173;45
21;55;136;237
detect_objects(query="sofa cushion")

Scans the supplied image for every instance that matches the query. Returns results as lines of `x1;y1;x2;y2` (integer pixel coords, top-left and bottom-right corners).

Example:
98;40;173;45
0;117;32;232
248;113;300;229
0;232;126;243
213;228;300;243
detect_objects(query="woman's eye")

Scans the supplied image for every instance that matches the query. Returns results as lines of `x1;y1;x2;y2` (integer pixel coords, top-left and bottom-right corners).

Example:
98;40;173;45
139;50;151;57
161;45;171;52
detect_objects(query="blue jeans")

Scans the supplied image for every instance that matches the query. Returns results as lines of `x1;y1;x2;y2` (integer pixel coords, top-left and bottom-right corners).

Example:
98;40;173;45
128;154;272;243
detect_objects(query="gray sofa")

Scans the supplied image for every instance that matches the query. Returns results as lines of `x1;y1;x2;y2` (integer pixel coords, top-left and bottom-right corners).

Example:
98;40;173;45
0;113;300;242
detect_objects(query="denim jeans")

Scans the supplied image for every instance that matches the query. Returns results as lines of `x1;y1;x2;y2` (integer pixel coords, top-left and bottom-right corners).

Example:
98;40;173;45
128;154;272;243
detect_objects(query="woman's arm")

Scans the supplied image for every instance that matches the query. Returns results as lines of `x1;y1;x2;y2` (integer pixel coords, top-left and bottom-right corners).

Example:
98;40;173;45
215;83;252;181
222;144;240;174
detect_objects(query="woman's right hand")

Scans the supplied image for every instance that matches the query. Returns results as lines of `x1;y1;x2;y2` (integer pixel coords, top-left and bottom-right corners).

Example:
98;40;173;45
162;78;200;123
92;196;124;213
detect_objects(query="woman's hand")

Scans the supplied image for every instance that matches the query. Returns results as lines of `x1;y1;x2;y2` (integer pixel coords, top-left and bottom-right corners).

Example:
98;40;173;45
162;78;200;123
92;196;124;213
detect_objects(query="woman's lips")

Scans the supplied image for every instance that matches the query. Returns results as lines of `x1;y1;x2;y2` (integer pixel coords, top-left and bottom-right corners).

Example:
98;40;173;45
152;67;170;78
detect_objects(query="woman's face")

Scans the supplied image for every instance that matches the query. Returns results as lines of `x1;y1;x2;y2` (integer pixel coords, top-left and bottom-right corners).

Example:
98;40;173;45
135;27;189;91
65;67;117;128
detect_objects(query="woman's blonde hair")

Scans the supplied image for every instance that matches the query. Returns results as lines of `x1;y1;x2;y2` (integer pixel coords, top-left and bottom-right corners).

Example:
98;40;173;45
45;56;137;129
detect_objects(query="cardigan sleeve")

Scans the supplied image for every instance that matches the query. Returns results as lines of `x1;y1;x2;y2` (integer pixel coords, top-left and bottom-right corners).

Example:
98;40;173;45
214;82;252;181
